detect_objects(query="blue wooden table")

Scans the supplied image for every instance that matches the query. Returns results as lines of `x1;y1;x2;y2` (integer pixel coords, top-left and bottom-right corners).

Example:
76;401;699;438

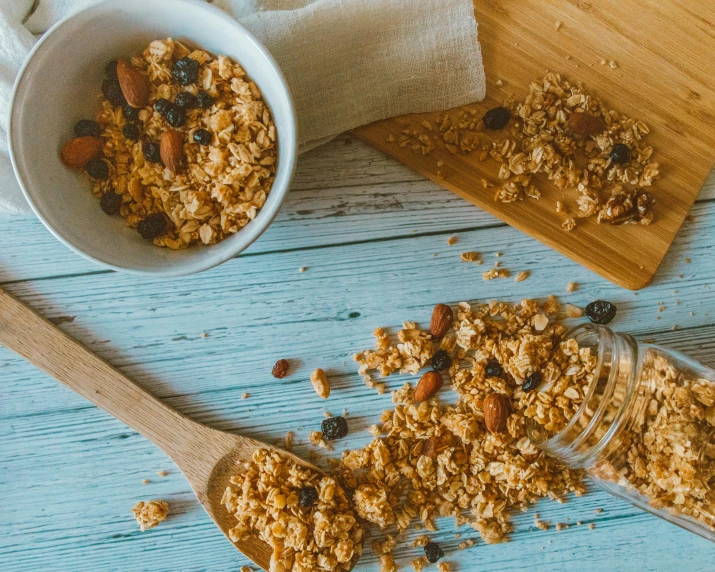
2;134;715;571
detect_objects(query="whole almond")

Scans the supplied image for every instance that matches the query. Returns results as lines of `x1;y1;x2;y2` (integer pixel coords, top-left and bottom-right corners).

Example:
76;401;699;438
310;368;330;399
117;59;150;108
483;392;511;433
421;436;439;458
567;111;607;137
60;136;103;169
160;131;184;172
430;304;454;338
415;370;443;402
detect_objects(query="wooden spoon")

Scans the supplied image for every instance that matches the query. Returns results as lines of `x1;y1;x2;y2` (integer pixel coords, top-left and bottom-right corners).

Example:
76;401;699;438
0;288;319;571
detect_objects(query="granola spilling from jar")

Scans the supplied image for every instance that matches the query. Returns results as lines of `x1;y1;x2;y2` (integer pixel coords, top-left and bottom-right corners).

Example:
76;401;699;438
59;38;277;248
221;449;363;572
345;298;596;554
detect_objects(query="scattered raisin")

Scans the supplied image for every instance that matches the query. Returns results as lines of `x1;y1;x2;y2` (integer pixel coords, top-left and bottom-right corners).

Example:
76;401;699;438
299;486;318;508
585;300;617;325
100;191;122;215
485;360;503;378
122;123;140;141
174;92;197;109
86;158;109;180
154;98;173;116
483;106;511;130
105;60;119;81
523;372;542;392
172;57;200;85
143;141;162;164
610;143;631;164
272;359;290;379
197;90;214;109
165;106;187;128
122;103;140;122
431;349;452;371
193;128;212;146
74;119;101;138
424;542;444;563
101;78;125;106
321;416;348;441
137;213;167;240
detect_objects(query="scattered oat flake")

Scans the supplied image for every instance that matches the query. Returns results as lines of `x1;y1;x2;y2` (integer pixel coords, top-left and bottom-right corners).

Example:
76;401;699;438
447;236;457;246
200;332;208;338
515;270;530;283
284;431;294;450
535;519;551;531
156;470;169;477
242;392;250;399
299;267;307;272
496;79;504;87
555;21;563;30
141;479;150;485
240;567;253;572
566;281;578;293
460;251;482;263
589;523;596;530
483;268;511;280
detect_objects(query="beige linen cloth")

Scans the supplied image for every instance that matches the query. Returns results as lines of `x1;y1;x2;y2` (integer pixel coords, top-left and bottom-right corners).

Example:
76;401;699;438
0;0;485;215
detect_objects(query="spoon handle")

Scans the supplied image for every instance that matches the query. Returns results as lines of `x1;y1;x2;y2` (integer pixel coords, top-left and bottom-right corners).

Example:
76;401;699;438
0;288;211;465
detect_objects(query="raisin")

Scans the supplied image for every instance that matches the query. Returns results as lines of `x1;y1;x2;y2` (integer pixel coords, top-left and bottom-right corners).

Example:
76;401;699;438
610;143;631;164
431;349;452;371
105;60;119;81
424;542;444;563
101;78;126;106
137;213;167;240
143;141;162;164
321;416;348;441
86;158;109;180
172;57;200;85
485;360;503;378
523;372;542;392
585;300;617;325
483;106;511;130
197;90;214;109
165;106;187;128
122;123;140;141
299;486;318;508
154;98;174;116
174;92;197;109
74;119;101;138
193;128;212;146
100;191;122;215
122;103;140;122
272;359;290;379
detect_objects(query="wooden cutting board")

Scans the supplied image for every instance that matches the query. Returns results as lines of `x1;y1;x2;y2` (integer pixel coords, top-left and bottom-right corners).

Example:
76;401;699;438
354;0;715;290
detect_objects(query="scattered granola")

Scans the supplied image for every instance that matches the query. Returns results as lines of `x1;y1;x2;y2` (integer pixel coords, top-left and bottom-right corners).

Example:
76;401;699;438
515;270;531;282
483;268;511;280
460;251;482;263
566;281;578;293
131;500;169;531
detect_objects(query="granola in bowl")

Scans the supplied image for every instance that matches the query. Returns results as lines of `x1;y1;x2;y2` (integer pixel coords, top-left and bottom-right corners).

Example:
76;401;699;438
60;38;277;249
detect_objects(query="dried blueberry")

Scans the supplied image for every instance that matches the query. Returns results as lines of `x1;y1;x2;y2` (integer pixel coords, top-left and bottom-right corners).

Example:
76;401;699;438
610;143;631;164
431;349;452;372
483;106;511;130
137;213;167;240
143;141;162;164
522;372;542;393
105;60;118;81
101;78;126;106
100;191;122;215
86;158;109;180
122;103;140;122
193;128;212;146
154;98;174;116
197;90;214;109
485;360;503;378
122;123;140;141
424;542;444;564
172;57;200;85
174;92;197;109
585;300;617;325
74;119;101;138
321;416;348;441
165;106;187;128
299;486;318;508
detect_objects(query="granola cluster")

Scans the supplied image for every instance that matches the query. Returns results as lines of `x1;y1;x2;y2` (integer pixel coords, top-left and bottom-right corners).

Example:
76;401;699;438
94;38;277;248
130;499;169;531
222;449;363;572
346;299;595;553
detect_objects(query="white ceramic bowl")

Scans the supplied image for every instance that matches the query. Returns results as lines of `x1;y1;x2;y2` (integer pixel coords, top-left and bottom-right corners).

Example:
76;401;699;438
10;0;296;276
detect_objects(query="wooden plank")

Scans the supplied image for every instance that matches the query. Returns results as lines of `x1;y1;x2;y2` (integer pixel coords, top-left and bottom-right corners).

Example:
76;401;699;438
355;0;715;290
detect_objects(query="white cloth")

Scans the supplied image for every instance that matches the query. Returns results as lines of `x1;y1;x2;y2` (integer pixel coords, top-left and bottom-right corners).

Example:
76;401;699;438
0;0;485;216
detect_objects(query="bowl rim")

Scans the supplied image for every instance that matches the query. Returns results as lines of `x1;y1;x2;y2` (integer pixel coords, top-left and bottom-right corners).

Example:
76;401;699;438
8;0;297;277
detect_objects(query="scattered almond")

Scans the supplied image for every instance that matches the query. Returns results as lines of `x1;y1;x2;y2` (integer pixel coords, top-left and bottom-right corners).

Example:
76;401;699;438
430;304;454;338
415;371;443;402
310;368;330;399
60;136;103;169
117;59;150;108
533;313;549;331
483;392;511;433
565;304;583;318
567;111;607;137
160;130;184;173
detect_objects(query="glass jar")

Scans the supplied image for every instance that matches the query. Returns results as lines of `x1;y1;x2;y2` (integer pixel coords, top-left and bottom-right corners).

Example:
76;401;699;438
528;324;715;541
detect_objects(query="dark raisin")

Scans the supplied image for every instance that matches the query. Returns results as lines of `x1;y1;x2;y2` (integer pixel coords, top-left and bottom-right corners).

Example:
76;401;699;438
143;141;162;164
485;360;503;378
299;485;318;508
610;143;631;164
122;123;140;141
86;158;109;180
74;119;101;138
197;90;214;109
105;60;119;81
272;359;290;379
585;300;617;325
193;128;212;146
523;372;542;393
483;106;511;130
172;57;200;85
100;191;123;215
101;78;126;106
174;92;197;109
424;542;444;564
122;103;140;122
321;416;348;441
137;213;167;240
154;98;174;116
165;106;187;128
431;349;452;372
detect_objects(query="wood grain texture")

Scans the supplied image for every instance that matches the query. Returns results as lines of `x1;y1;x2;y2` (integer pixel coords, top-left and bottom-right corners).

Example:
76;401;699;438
354;0;715;290
1;135;715;571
